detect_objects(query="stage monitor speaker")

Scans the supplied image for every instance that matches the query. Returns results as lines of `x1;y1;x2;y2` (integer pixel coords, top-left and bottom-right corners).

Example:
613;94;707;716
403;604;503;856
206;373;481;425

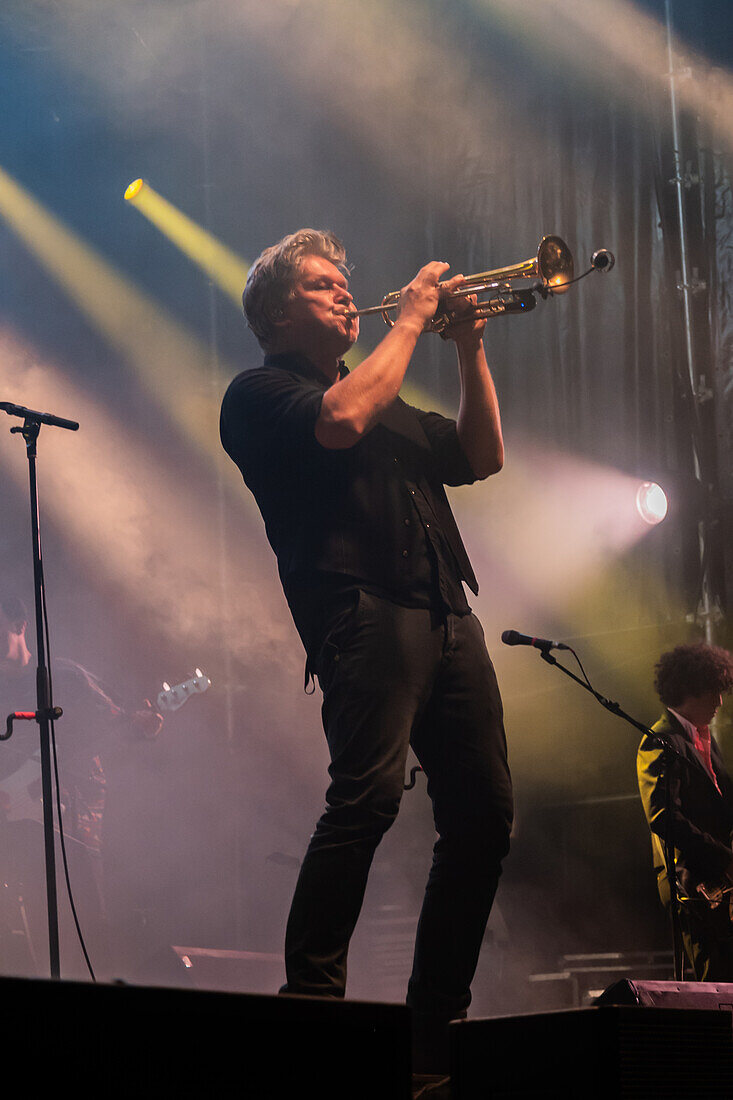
0;975;411;1099
449;1005;733;1099
597;977;733;1012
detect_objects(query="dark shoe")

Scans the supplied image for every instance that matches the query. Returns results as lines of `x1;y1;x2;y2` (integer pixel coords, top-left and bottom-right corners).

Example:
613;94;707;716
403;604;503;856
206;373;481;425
411;1014;450;1077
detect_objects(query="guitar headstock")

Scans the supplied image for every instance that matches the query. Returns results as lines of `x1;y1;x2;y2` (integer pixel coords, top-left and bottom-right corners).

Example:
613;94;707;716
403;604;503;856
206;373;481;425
157;669;211;713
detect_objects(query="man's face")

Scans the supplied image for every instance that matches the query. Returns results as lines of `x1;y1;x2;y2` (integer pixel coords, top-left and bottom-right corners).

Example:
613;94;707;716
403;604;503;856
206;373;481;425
278;254;359;355
678;690;723;728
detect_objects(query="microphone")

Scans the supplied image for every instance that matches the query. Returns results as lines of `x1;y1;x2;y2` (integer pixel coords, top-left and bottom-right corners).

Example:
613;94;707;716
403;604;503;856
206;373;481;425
591;248;615;273
501;629;569;652
0;401;79;431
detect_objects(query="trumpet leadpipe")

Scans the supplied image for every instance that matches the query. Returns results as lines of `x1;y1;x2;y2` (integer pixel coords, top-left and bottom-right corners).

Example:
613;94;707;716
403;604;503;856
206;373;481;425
345;302;398;318
345;280;501;319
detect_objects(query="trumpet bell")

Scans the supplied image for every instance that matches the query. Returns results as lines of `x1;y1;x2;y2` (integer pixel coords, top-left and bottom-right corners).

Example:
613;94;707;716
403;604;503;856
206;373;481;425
466;235;573;296
536;235;574;293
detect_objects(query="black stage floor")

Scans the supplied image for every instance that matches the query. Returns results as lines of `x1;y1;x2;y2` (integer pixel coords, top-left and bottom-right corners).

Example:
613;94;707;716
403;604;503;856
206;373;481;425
4;974;733;1098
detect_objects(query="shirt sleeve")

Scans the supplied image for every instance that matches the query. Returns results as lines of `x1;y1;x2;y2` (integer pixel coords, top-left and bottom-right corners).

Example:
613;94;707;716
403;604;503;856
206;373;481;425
220;368;325;462
411;407;477;487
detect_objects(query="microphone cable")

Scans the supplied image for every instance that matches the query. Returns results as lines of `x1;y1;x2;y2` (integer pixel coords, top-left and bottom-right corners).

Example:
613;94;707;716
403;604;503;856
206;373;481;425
538;249;615;296
40;553;97;983
559;640;620;714
564;642;594;690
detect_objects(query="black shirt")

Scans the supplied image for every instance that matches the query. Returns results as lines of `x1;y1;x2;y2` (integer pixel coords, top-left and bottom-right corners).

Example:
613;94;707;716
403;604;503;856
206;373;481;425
220;352;479;655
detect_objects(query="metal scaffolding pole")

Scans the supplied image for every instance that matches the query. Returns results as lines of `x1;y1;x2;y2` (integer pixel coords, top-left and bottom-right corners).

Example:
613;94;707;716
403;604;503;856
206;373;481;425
664;0;718;646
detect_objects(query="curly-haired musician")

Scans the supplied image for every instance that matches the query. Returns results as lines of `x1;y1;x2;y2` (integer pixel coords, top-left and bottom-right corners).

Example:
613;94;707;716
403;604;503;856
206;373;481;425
220;229;513;1075
638;641;733;980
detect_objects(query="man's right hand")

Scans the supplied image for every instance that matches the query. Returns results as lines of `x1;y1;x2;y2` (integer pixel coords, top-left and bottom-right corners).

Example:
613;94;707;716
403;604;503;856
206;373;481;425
396;261;451;332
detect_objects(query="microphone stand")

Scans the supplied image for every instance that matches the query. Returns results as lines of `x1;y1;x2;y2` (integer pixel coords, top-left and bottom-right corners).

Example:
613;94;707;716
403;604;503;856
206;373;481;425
536;647;686;982
1;400;79;980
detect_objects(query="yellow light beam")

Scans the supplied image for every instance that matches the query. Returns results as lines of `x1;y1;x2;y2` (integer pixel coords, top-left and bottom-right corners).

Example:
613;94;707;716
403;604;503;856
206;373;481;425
121;177;367;373
124;179;251;306
0;164;247;493
0;326;299;674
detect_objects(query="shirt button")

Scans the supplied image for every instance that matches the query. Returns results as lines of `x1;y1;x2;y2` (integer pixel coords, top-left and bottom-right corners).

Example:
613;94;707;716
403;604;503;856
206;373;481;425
402;550;409;557
410;489;415;495
425;523;430;529
404;518;411;526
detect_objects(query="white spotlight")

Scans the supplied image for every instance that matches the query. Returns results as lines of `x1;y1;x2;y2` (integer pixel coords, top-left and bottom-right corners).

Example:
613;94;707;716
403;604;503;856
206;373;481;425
636;481;668;525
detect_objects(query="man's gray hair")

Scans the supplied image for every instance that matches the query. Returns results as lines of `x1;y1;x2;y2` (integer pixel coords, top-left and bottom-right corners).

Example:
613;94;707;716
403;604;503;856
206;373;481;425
242;228;349;350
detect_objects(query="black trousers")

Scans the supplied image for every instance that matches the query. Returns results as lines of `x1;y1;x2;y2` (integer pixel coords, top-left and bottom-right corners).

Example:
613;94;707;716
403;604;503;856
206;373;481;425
677;901;733;981
282;590;513;1033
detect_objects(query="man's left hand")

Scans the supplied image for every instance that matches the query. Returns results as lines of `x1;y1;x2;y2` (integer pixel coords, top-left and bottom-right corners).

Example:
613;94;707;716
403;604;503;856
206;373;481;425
438;275;487;344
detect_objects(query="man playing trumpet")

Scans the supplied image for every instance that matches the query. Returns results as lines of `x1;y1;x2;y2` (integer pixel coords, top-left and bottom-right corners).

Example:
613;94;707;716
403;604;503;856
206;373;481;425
220;229;513;1076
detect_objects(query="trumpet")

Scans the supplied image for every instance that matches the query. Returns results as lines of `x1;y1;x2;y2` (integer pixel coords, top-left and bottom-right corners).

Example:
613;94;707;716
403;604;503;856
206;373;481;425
346;236;614;335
